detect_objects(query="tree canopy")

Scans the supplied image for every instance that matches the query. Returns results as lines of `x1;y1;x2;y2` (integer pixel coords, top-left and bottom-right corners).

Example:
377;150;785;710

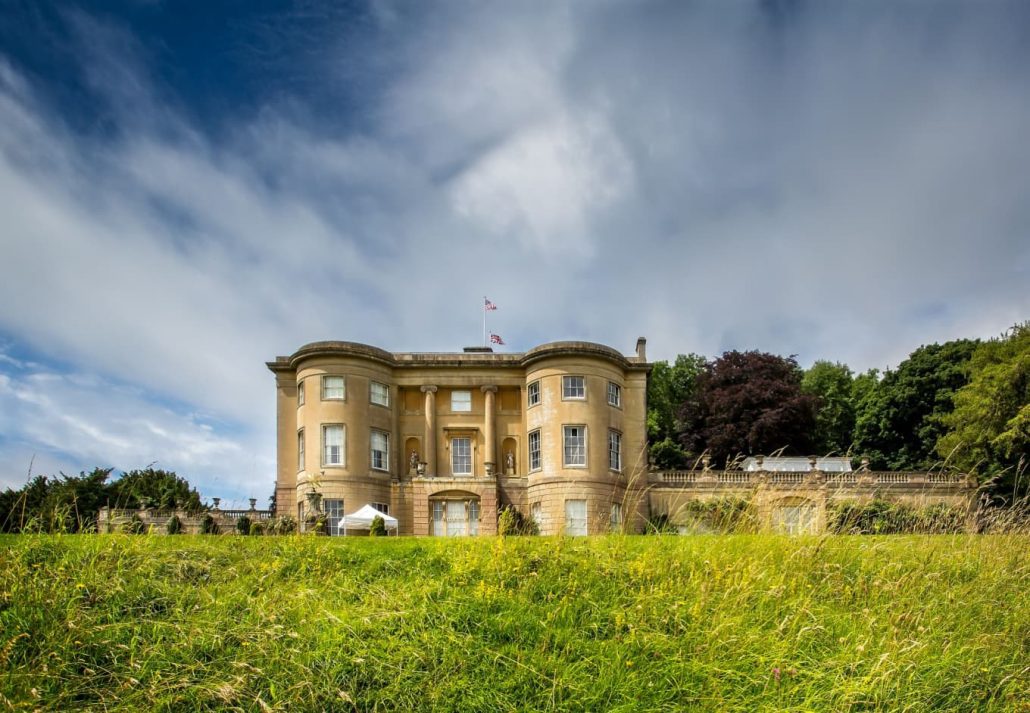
802;360;857;456
854;339;978;470
0;467;204;533
936;323;1029;500
679;350;819;467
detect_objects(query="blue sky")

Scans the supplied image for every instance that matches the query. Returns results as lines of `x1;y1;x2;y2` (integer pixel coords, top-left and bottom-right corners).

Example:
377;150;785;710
1;1;1028;502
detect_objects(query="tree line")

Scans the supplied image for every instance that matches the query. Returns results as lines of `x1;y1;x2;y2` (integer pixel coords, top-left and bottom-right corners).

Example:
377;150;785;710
647;322;1028;502
0;467;202;534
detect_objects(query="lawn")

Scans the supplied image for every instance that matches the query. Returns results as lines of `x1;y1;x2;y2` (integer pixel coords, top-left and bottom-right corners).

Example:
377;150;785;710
0;534;1027;711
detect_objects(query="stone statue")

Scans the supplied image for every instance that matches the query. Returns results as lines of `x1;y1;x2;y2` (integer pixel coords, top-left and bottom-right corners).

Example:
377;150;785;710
409;450;419;472
505;451;515;472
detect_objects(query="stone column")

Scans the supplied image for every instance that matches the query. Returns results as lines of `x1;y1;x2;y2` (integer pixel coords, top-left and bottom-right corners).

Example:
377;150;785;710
481;385;497;476
421;386;438;476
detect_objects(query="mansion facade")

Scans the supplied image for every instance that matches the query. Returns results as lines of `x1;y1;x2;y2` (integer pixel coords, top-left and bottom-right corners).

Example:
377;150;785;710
267;339;650;536
266;338;976;537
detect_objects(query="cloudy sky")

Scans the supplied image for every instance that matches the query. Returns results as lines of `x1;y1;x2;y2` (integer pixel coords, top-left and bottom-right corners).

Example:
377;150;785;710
0;1;1027;501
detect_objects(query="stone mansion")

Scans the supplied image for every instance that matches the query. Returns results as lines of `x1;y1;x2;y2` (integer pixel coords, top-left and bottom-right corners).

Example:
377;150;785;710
266;338;975;537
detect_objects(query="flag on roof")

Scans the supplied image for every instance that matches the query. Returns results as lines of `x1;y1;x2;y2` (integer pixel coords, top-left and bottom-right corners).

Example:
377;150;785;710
490;333;505;345
484;297;497;311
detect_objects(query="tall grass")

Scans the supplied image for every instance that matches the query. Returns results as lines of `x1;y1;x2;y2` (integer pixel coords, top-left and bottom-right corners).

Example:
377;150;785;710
1;534;1027;711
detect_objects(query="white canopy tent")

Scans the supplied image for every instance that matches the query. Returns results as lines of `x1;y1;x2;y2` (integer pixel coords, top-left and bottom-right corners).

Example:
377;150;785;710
340;504;399;535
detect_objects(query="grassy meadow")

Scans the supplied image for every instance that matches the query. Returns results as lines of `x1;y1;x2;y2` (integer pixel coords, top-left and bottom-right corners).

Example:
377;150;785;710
0;534;1027;712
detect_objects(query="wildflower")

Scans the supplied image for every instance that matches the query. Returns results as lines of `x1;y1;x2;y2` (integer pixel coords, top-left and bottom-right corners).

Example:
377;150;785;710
773;667;781;683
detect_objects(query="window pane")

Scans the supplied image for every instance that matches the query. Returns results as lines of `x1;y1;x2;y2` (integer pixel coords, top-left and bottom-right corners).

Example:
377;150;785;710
446;500;466;536
563;426;585;466
451;390;471;412
607;382;621;407
297;430;305;471
610;503;623;530
452;437;472;475
298;380;305;406
608;431;621;471
565;499;587;536
323;425;344;465
529;430;541;471
528;381;540;406
322;376;345;400
371;381;390;406
469;501;480;536
371;430;389;471
562;376;585;399
371;502;389;515
324;498;344;536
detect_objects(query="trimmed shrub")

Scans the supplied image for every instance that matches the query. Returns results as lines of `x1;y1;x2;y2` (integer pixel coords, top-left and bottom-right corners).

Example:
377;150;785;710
369;515;386;537
199;514;219;535
122;514;147;535
249;521;266;536
166;515;183;535
236;515;252;535
498;505;538;536
268;516;298;535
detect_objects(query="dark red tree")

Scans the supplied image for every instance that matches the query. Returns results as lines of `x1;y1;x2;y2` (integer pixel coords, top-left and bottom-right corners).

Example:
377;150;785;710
679;351;819;466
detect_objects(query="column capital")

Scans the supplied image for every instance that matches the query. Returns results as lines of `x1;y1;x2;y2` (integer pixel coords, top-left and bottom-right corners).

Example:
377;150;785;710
480;384;498;394
420;385;438;394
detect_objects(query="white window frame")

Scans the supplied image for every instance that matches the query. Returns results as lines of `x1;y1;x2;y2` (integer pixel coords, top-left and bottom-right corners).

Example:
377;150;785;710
528;429;542;472
527;381;541;408
562;375;586;400
297;380;305;406
607;381;621;408
321;375;346;401
451;390;472;412
451;437;472;476
297;429;305;472
563;425;587;467
370;381;390;407
370;429;390;472
608;430;622;472
322;423;345;467
370;502;389;515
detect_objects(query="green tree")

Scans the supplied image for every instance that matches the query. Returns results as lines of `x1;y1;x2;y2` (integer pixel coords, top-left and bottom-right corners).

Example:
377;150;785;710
854;340;978;469
937;323;1029;500
647;354;705;468
369;515;387;537
107;468;203;511
802;361;856;456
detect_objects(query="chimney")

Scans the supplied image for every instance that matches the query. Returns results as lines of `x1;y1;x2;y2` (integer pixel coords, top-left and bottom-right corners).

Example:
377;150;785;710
635;337;647;361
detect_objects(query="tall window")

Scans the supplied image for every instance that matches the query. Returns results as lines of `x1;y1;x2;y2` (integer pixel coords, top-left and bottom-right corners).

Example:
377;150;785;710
433;499;479;536
610;503;623;531
324;498;344;536
608;430;622;471
322;375;345;400
527;381;540;407
371;430;389;471
451;390;471;412
370;381;390;407
297;429;305;472
322;424;345;466
607;382;621;407
371;502;389;515
297;380;305;406
452;437;472;475
531;502;542;527
565;499;587;536
528;429;542;471
562;376;586;400
563;425;586;467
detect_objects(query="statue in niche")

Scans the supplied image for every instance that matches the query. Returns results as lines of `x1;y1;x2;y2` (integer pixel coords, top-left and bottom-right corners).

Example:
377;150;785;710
409;450;419;473
505;451;515;475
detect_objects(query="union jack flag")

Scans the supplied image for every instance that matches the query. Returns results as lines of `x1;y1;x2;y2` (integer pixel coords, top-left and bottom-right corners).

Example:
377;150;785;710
490;333;505;345
484;298;497;311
